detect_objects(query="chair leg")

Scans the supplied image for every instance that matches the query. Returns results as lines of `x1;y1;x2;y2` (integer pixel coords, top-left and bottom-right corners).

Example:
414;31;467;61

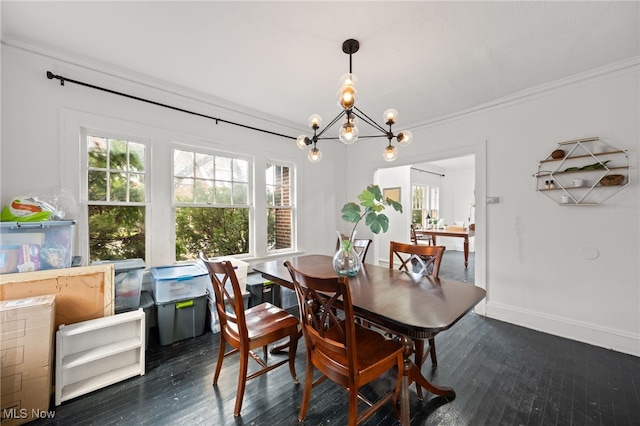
348;386;359;426
298;356;314;422
287;330;299;384
233;349;249;416
213;337;227;384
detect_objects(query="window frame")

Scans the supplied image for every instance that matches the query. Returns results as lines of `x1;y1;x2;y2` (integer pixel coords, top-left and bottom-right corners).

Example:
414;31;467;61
81;128;152;263
265;161;296;254
172;143;254;258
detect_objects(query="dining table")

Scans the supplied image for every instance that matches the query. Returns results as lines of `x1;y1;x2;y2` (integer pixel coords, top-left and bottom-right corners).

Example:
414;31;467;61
415;227;475;267
252;254;486;425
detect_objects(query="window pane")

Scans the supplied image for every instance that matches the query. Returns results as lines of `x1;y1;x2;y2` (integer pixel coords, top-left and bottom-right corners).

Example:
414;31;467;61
195;179;213;203
110;172;128;201
88;170;107;201
88;205;145;261
129;143;146;172
215;156;232;181
195;153;214;179
267;208;292;251
232;183;248;204
214;181;232;204
175;207;249;260
174;177;194;203
129;173;145;202
174;150;194;178
88;137;107;168
233;159;248;182
109;140;127;170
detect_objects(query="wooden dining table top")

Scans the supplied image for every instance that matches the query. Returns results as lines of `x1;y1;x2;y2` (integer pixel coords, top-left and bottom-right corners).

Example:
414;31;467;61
252;254;486;340
415;228;475;238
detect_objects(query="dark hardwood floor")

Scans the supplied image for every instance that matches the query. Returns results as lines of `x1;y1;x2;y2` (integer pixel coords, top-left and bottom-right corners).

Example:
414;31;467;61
33;252;639;426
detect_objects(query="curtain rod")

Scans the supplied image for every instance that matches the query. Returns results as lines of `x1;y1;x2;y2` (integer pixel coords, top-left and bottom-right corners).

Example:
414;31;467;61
411;167;445;177
46;71;296;140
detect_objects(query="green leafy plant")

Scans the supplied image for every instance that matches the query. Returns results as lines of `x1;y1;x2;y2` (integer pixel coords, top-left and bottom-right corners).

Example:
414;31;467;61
339;184;403;251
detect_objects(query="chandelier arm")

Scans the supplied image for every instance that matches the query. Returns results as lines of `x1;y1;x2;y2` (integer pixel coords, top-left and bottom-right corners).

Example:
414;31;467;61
353;106;389;134
316;110;347;138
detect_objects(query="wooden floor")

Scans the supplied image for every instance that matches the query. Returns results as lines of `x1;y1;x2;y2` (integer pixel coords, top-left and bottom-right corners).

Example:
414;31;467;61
33;252;639;426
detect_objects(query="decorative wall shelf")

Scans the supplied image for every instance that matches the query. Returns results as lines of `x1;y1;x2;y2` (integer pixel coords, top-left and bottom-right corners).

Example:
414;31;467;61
534;137;629;205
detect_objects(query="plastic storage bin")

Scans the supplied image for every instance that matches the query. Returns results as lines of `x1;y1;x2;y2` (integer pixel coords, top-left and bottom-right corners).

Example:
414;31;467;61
156;295;206;346
150;263;209;303
0;220;76;272
247;274;280;308
92;258;145;312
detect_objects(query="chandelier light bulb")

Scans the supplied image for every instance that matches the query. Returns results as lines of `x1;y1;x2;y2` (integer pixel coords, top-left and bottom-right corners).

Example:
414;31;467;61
308;147;322;163
339;120;359;144
338;73;358;90
308;114;322;129
338;86;356;109
397;130;413;146
383;109;399;125
296;135;310;149
383;145;398;162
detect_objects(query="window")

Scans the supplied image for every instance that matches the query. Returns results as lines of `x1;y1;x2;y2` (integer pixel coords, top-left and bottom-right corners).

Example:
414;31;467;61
86;135;147;261
411;184;439;227
173;148;251;260
266;163;293;252
411;185;426;226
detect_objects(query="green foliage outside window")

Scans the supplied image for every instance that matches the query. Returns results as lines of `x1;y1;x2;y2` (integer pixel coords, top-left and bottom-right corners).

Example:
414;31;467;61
175;207;249;260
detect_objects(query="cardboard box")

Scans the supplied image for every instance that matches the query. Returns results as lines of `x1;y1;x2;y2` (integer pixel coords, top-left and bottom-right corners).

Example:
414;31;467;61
1;295;56;426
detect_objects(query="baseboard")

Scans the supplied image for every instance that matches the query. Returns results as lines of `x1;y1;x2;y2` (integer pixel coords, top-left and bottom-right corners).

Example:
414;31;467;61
486;301;640;357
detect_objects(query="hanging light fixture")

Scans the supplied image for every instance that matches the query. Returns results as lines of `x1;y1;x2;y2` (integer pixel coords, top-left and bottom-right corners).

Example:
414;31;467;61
296;39;413;163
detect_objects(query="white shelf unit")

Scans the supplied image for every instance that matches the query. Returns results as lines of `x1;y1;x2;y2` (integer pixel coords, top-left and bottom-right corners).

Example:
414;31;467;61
55;309;145;406
534;137;630;205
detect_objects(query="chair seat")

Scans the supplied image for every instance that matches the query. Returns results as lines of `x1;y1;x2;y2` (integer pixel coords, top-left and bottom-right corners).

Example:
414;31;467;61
316;321;403;380
223;302;298;343
244;303;299;340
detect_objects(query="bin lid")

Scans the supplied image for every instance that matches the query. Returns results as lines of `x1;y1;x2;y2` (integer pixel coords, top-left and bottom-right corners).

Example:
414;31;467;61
0;220;77;229
92;258;145;272
150;263;208;281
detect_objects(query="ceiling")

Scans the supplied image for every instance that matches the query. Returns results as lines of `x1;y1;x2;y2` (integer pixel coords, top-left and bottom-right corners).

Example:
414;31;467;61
2;1;639;139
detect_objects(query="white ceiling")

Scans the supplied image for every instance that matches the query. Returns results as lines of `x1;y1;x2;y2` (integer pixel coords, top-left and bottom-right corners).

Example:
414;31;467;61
2;1;639;138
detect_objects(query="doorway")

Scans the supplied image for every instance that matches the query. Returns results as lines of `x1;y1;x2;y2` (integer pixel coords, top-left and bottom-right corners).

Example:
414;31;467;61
373;141;486;314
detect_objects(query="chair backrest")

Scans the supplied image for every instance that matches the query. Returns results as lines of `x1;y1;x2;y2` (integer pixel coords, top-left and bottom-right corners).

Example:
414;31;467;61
469;223;475;231
199;253;248;340
285;261;358;373
389;241;445;278
410;224;419;244
336;234;372;263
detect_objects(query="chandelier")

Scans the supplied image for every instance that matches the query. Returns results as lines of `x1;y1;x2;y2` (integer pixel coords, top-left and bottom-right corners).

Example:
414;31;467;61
296;39;413;163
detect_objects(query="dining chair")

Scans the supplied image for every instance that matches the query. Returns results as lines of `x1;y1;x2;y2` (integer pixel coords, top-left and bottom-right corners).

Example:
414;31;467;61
336;233;373;263
285;261;404;426
410;224;434;246
388;241;445;399
200;254;299;416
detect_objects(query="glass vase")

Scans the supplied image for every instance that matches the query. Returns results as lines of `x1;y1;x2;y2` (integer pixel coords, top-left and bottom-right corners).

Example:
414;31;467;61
333;232;362;276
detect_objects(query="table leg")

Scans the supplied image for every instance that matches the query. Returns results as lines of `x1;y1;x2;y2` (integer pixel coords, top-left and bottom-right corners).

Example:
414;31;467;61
399;336;455;425
463;237;469;268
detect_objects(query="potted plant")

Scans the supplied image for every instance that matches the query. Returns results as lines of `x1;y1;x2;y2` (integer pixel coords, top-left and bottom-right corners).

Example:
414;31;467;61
334;184;403;276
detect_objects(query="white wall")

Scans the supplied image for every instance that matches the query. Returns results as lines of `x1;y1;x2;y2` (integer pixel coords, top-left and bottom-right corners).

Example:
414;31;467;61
347;62;640;356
